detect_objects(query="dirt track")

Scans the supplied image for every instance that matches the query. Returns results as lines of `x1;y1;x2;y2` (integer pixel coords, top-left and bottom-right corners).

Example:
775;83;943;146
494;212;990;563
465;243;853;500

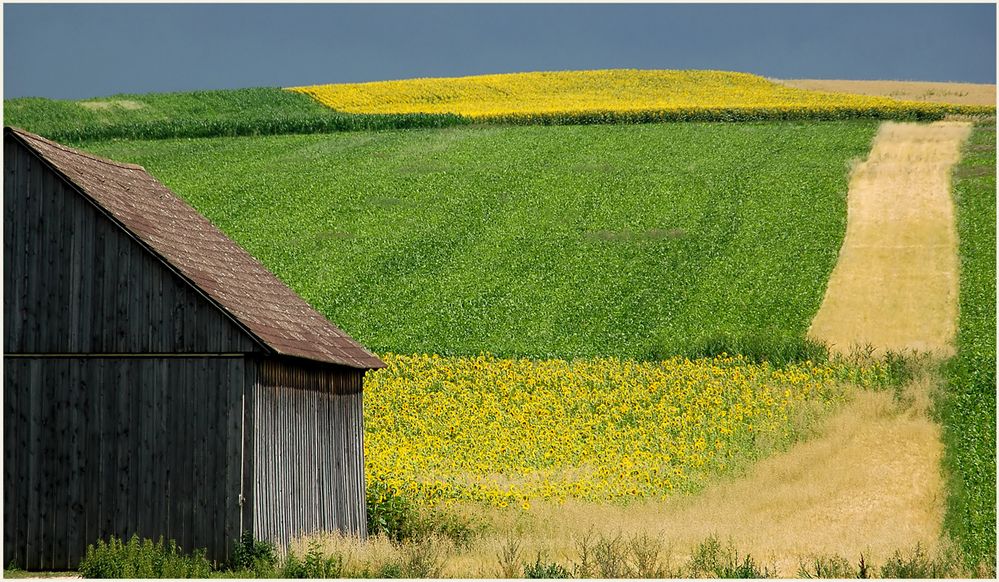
808;121;972;357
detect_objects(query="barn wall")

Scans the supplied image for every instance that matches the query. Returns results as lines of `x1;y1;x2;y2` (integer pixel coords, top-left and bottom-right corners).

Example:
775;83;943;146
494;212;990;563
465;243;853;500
3;356;250;570
3;137;260;355
251;358;367;547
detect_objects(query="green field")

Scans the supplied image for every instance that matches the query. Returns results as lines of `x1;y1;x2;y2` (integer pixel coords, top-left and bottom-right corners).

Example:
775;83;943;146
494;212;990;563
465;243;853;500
82;121;877;359
4;88;465;142
6;74;992;144
8;75;996;574
940;123;997;569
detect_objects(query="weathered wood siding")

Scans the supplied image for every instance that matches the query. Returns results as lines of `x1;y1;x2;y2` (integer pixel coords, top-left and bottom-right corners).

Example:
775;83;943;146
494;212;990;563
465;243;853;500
3;357;251;570
251;359;367;546
3;138;260;355
4;133;373;570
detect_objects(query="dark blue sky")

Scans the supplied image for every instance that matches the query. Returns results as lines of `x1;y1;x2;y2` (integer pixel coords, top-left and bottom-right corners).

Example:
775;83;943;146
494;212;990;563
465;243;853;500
4;3;996;100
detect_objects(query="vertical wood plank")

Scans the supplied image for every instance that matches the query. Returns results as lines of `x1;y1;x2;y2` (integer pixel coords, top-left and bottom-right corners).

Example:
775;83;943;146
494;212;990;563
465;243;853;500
65;360;83;568
199;358;212;556
83;361;100;559
116;217;131;350
153;360;168;543
178;361;193;552
101;210;119;353
213;361;227;561
164;360;177;543
3;361;20;566
242;363;255;541
224;360;241;558
138;359;153;540
114;363;129;541
49;176;68;353
4;141;21;351
15;362;30;568
190;361;203;553
39;360;57;569
22;153;38;354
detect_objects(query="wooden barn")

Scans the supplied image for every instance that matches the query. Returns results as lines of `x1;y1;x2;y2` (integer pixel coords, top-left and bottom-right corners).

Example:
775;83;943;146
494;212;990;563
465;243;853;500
3;127;385;570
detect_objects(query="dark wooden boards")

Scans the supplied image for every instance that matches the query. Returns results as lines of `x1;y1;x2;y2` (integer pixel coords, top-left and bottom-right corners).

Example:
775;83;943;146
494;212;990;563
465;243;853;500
3;140;260;356
4;133;375;571
2;357;250;569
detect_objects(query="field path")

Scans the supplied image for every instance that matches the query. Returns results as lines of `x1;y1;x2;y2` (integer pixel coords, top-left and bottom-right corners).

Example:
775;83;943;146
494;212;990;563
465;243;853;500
808;121;972;357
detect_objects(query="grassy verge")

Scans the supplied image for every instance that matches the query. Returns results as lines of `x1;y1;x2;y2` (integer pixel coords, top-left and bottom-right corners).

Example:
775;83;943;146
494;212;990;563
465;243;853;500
3;88;467;142
82;121;876;360
938;121;997;572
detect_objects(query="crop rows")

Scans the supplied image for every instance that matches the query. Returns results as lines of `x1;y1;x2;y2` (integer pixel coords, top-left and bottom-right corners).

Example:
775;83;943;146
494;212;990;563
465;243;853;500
291;69;994;123
81;122;876;361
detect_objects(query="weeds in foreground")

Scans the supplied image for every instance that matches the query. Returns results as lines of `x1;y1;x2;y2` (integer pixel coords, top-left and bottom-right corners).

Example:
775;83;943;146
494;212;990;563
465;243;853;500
687;535;774;578
75;530;974;578
280;540;344;578
879;543;964;579
78;535;212;578
629;532;673;578
399;536;449;578
798;554;863;578
497;535;523;578
798;543;971;578
367;480;485;548
523;552;571;579
229;530;277;573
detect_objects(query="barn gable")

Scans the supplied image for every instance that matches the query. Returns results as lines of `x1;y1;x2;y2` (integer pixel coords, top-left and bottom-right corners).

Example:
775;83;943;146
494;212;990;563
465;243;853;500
4;135;261;355
4;127;384;369
4;128;377;570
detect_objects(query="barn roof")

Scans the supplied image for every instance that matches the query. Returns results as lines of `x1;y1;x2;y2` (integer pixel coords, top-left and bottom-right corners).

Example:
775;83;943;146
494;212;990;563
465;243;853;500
6;127;385;370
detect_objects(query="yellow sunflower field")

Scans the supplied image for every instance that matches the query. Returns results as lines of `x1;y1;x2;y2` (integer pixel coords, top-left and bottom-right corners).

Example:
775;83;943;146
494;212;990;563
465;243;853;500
363;353;894;507
290;69;992;122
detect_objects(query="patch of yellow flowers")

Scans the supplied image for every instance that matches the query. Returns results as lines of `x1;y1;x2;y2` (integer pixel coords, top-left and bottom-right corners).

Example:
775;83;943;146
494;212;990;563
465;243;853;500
364;353;892;507
290;70;992;122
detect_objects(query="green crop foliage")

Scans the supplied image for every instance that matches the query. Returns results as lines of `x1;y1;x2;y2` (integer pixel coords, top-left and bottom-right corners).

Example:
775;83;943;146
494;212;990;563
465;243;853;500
82;121;875;360
5;80;991;144
3;88;467;142
939;123;997;572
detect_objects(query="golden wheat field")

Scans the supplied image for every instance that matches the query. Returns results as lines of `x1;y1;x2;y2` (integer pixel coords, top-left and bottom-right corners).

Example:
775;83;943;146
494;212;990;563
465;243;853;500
363;353;895;508
289;69;992;121
778;78;996;107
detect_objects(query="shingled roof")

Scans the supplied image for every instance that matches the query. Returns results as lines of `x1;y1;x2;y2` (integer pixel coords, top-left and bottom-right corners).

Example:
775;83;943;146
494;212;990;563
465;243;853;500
6;127;384;369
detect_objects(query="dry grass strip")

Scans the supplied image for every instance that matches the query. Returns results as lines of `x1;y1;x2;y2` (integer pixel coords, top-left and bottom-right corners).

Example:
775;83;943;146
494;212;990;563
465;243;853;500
779;79;996;107
809;121;972;357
